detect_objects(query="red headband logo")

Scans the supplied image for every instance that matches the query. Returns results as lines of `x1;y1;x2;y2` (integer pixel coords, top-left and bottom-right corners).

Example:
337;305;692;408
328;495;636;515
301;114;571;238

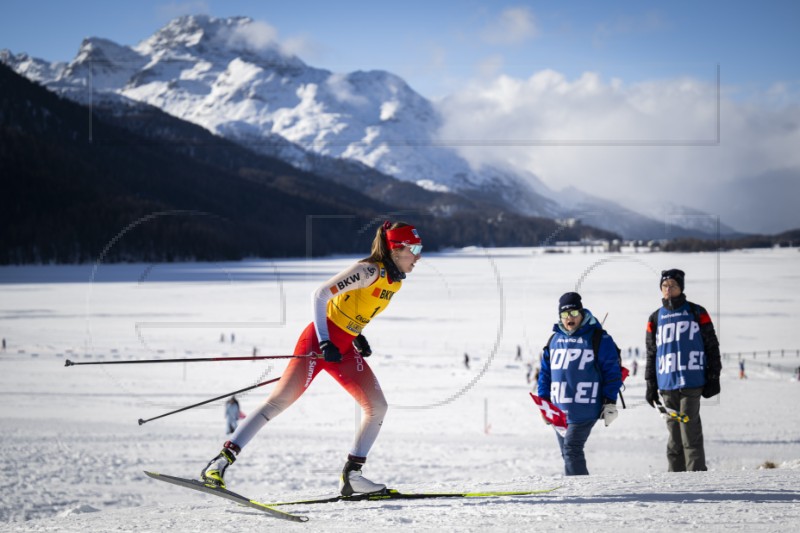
385;225;421;249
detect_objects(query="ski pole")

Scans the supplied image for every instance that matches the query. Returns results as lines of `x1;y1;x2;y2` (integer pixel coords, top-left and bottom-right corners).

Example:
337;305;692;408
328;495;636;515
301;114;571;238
655;400;689;423
137;377;281;426
66;353;314;367
658;405;689;423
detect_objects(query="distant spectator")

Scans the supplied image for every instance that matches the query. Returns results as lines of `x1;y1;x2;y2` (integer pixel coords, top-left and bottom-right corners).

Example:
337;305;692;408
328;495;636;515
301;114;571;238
225;396;243;434
739;359;747;379
464;352;470;369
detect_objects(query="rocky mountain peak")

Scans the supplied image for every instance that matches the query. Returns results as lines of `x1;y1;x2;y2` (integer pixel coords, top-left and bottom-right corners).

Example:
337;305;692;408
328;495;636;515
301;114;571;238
135;14;304;70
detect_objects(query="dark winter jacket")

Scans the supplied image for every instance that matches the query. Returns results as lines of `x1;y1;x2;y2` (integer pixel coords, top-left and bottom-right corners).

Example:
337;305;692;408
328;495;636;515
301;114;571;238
645;293;721;391
538;309;622;423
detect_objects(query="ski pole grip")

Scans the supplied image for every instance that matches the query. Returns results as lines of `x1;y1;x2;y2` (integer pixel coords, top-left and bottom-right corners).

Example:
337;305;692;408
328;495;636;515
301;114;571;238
138;419;146;426
65;360;74;367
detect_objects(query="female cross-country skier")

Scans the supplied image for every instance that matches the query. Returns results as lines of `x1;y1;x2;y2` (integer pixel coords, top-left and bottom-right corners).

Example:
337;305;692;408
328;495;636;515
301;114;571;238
201;221;423;496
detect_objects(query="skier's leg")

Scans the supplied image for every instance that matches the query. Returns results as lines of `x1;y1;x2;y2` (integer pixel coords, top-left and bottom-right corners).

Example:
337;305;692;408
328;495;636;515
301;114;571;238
327;352;388;495
327;354;388;459
229;323;323;449
201;323;322;486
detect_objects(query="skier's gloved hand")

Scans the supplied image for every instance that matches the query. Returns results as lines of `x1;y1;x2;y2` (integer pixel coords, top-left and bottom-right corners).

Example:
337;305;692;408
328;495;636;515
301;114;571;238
353;334;372;357
645;380;659;407
702;375;721;398
600;398;618;427
319;340;342;363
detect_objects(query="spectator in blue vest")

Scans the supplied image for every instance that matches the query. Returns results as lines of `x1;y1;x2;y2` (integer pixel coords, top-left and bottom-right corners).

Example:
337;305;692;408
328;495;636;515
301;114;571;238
645;269;721;472
538;292;622;475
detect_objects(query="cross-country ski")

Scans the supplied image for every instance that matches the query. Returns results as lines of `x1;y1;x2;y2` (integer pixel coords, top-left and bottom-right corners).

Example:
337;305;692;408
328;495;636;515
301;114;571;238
144;471;309;523
269;486;561;507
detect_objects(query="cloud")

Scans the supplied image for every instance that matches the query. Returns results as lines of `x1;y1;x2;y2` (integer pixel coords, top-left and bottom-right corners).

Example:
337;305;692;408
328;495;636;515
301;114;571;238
481;7;538;45
435;70;800;223
225;20;280;52
221;20;317;63
281;34;319;61
325;73;369;106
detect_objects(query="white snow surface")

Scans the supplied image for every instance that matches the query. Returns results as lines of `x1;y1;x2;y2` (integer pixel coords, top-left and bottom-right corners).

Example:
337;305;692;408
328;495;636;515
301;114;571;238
1;247;799;531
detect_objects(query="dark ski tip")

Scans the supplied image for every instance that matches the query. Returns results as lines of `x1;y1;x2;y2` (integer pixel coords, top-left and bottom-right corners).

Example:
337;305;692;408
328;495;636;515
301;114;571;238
144;471;309;522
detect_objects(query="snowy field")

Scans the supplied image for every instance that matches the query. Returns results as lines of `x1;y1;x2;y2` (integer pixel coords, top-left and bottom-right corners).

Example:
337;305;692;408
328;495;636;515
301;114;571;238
1;247;799;532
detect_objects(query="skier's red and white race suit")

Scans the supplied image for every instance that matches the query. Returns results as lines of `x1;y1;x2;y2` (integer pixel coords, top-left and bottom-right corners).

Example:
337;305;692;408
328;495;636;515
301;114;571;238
230;260;399;460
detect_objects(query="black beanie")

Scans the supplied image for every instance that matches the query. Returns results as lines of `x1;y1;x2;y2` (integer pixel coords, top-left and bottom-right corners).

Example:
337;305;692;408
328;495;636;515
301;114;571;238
558;292;583;313
660;269;685;292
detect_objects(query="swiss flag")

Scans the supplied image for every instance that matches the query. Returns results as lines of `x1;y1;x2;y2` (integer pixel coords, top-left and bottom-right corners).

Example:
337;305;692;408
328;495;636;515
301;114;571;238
530;393;568;437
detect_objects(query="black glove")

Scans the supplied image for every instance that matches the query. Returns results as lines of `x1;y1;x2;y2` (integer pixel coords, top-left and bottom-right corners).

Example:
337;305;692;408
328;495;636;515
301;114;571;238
319;340;342;363
645;380;659;408
352;334;372;357
702;375;721;398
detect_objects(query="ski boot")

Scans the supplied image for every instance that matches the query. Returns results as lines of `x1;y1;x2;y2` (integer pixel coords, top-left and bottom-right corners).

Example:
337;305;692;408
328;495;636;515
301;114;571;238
339;459;386;496
201;441;240;489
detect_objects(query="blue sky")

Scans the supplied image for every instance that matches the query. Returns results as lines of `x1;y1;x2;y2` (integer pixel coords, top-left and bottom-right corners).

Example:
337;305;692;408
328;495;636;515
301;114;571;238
2;0;798;100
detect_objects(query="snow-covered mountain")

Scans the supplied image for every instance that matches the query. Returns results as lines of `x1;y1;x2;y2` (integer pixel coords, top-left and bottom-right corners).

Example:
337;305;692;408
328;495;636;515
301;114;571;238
554;187;741;240
649;202;741;237
0;50;66;83
1;15;725;238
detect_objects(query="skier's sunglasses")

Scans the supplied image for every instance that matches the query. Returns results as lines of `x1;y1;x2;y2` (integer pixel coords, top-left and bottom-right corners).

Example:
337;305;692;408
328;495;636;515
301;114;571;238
559;309;581;319
391;242;423;255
